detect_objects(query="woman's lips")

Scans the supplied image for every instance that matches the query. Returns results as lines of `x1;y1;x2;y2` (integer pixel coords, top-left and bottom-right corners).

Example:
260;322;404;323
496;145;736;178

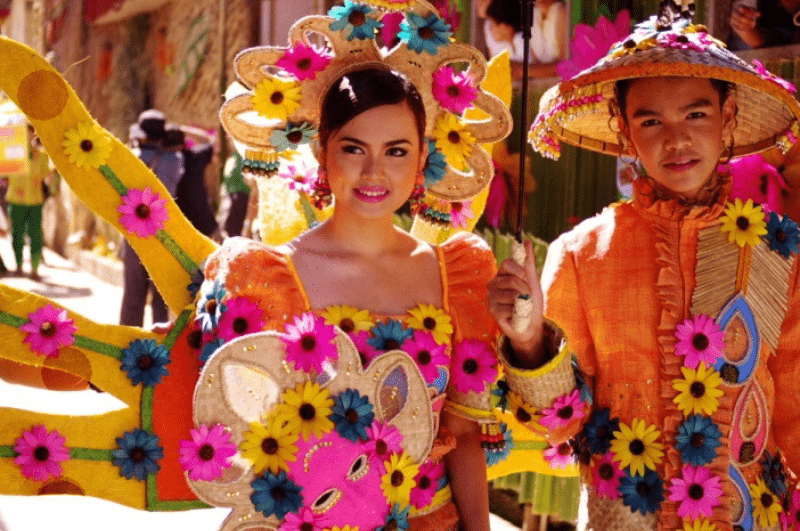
354;186;390;203
663;159;699;172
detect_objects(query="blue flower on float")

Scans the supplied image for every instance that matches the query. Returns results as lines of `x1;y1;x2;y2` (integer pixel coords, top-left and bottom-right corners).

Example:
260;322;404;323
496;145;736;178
368;319;413;351
120;338;171;386
675;414;722;466
270;122;316;152
761;450;787;497
582;408;619;455
112;428;163;481
329;0;382;41
379;504;411;531
200;338;226;365
765;211;799;258
423;139;447;187
332;388;375;442
196;280;227;333
399;12;452;55
485;423;514;466
251;470;303;519
618;469;664;515
187;268;204;299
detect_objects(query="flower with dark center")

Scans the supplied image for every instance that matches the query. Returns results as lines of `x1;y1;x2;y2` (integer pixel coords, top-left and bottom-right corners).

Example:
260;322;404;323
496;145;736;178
692;333;709;351
113;428;163;481
737;216;750;231
80;139;93;152
690;381;705;398
39;322;56;338
120;338;171;386
135;204;151;220
448;131;461;144
270;91;284;105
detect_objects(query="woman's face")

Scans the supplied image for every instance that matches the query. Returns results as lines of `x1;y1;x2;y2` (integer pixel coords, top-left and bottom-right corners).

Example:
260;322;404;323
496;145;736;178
323;102;427;221
620;77;736;199
487;18;515;44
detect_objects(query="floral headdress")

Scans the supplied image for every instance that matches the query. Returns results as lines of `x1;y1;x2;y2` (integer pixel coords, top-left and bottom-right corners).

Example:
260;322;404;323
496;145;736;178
220;0;512;216
530;3;800;160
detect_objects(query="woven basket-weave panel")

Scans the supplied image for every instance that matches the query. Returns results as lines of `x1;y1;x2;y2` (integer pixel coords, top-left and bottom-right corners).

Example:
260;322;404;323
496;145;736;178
585;490;657;531
504;351;576;410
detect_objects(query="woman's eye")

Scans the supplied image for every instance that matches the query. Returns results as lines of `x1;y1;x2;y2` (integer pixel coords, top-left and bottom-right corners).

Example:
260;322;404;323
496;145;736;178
347;454;370;481
386;147;408;157
342;145;364;154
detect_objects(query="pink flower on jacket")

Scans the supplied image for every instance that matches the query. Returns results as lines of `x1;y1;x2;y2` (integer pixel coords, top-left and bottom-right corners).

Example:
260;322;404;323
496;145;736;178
281;312;338;372
14;425;70;481
276;43;332;81
450;339;498;394
592;453;623;499
410;460;445;509
404;330;449;384
364;421;404;461
178;424;237;481
668;464;723;519
540;389;587;430
543;442;574;469
20;303;77;358
432;66;478;114
556;10;631;81
780;490;800;530
350;330;380;367
217;296;266;341
278;506;331;531
674;314;725;369
118;186;169;237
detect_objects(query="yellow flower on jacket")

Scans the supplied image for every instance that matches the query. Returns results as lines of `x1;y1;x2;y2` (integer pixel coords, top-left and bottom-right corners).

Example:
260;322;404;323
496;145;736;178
380;452;419;506
239;419;298;474
749;477;782;528
406;304;453;345
507;391;544;434
274;381;334;440
62;122;112;169
610;418;664;477
252;77;302;120
672;362;724;416
720;198;768;247
683;519;719;531
322;305;374;334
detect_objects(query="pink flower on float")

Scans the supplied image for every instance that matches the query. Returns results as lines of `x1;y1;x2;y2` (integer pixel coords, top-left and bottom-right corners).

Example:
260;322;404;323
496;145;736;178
449;201;475;229
410;460;445;509
668;464;723;519
14;425;70;481
20;303;77;358
432;66;478;114
780;490;800;530
540;389;587;430
350;330;380;367
178;424;237;481
556;10;631;81
450;339;498;394
281;312;338;373
674;314;725;369
364;421;404;461
592;453;624;499
753;59;797;94
404;330;449;384
278;164;317;194
380;11;404;46
278;506;330;531
216;296;266;342
117;186;169;238
543;442;575;469
276;43;332;81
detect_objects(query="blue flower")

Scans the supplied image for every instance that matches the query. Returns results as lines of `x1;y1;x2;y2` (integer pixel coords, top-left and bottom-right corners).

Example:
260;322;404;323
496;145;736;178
251;470;303;519
582;408;619;455
120;338;171;386
329;0;382;41
675;414;722;466
196;281;227;333
485;422;514;466
112;428;163;481
200;338;225;365
618;469;664;515
423;139;447;186
368;319;413;350
765;211;799;258
269;122;316;152
761;450;787;497
398;12;452;55
332;388;375;442
379;504;411;531
187;268;204;298
572;355;593;404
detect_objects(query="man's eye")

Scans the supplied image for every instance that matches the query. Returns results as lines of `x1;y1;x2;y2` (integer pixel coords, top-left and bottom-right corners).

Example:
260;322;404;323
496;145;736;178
640;119;660;127
688;112;707;120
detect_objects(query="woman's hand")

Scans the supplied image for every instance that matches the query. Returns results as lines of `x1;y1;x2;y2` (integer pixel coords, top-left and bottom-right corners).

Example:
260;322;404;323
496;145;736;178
487;239;545;368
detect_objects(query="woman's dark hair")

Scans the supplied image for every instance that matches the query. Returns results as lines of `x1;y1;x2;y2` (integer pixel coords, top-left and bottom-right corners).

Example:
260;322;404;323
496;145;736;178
318;69;426;149
486;0;522;32
615;78;733;121
163;124;186;149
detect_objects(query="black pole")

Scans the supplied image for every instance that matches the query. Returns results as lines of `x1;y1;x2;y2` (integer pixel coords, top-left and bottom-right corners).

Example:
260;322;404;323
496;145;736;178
516;0;535;242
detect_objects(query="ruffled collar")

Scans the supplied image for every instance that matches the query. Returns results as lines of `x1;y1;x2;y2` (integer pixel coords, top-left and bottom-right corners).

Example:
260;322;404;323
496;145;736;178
631;172;731;222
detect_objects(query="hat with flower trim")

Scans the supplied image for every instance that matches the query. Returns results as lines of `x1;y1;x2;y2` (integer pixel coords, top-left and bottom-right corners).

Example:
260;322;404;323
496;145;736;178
220;0;512;213
529;1;800;160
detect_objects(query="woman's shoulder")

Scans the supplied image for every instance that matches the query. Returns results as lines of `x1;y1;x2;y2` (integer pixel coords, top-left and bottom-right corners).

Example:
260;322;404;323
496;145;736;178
205;237;294;286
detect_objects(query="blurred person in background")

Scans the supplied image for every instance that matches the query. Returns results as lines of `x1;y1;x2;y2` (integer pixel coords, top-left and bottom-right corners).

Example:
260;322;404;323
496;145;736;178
730;0;800;49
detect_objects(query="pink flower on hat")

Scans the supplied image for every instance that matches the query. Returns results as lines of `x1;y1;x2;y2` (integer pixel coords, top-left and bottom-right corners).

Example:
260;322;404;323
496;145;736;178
432;66;478;114
20;303;77;358
753;59;797;95
14;425;70;481
118;186;169;238
277;43;332;81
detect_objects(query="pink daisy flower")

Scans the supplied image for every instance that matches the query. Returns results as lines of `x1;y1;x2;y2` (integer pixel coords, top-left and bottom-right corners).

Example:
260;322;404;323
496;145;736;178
450;339;497;394
592;453;623;499
216;296;266;342
278;164;317;194
753;59;797;94
350;330;380;367
449;201;475;229
543;442;575;469
20;303;77;358
281;312;338;373
540;389;587;431
117;186;169;238
657;32;706;53
178;424;237;481
279;506;330;531
410;460;445;509
14;425;70;481
364;421;404;461
668;464;723;519
276;43;332;81
780;490;800;531
404;330;449;384
432;66;478;114
674;314;725;369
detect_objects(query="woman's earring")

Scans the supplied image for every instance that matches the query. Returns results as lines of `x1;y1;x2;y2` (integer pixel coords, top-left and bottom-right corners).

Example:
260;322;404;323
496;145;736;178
312;167;333;209
409;171;427;215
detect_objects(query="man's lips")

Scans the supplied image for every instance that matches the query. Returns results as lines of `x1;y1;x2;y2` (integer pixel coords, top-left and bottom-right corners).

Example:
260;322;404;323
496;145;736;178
663;159;700;172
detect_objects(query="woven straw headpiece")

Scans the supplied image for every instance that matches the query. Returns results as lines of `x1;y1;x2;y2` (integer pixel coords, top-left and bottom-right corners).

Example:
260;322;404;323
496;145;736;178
220;0;512;204
529;4;800;160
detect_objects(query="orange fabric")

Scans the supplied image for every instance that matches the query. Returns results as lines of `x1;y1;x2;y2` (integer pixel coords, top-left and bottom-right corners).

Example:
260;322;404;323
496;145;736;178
542;177;800;530
408;500;459;531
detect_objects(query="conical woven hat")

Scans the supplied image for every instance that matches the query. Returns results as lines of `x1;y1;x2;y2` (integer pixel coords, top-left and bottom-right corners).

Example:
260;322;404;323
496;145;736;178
530;14;800;160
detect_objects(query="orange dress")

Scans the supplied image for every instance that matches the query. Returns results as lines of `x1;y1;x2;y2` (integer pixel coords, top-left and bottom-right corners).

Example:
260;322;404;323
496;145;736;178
542;177;800;531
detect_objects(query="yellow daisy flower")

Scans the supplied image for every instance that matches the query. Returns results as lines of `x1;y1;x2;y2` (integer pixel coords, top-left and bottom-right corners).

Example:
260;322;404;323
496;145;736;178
322;305;374;334
239;419;298;474
608;37;657;60
507;391;544;433
720;198;767;247
750;477;782;528
381;452;419;506
432;113;475;171
252;77;302;120
610;418;664;477
274;381;334;440
672;362;724;416
62;122;112;169
406;304;453;345
326;526;360;531
683;519;718;531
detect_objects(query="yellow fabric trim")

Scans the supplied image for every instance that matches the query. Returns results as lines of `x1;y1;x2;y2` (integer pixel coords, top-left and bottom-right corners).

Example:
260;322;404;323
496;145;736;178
443;400;495;421
436;243;450;316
